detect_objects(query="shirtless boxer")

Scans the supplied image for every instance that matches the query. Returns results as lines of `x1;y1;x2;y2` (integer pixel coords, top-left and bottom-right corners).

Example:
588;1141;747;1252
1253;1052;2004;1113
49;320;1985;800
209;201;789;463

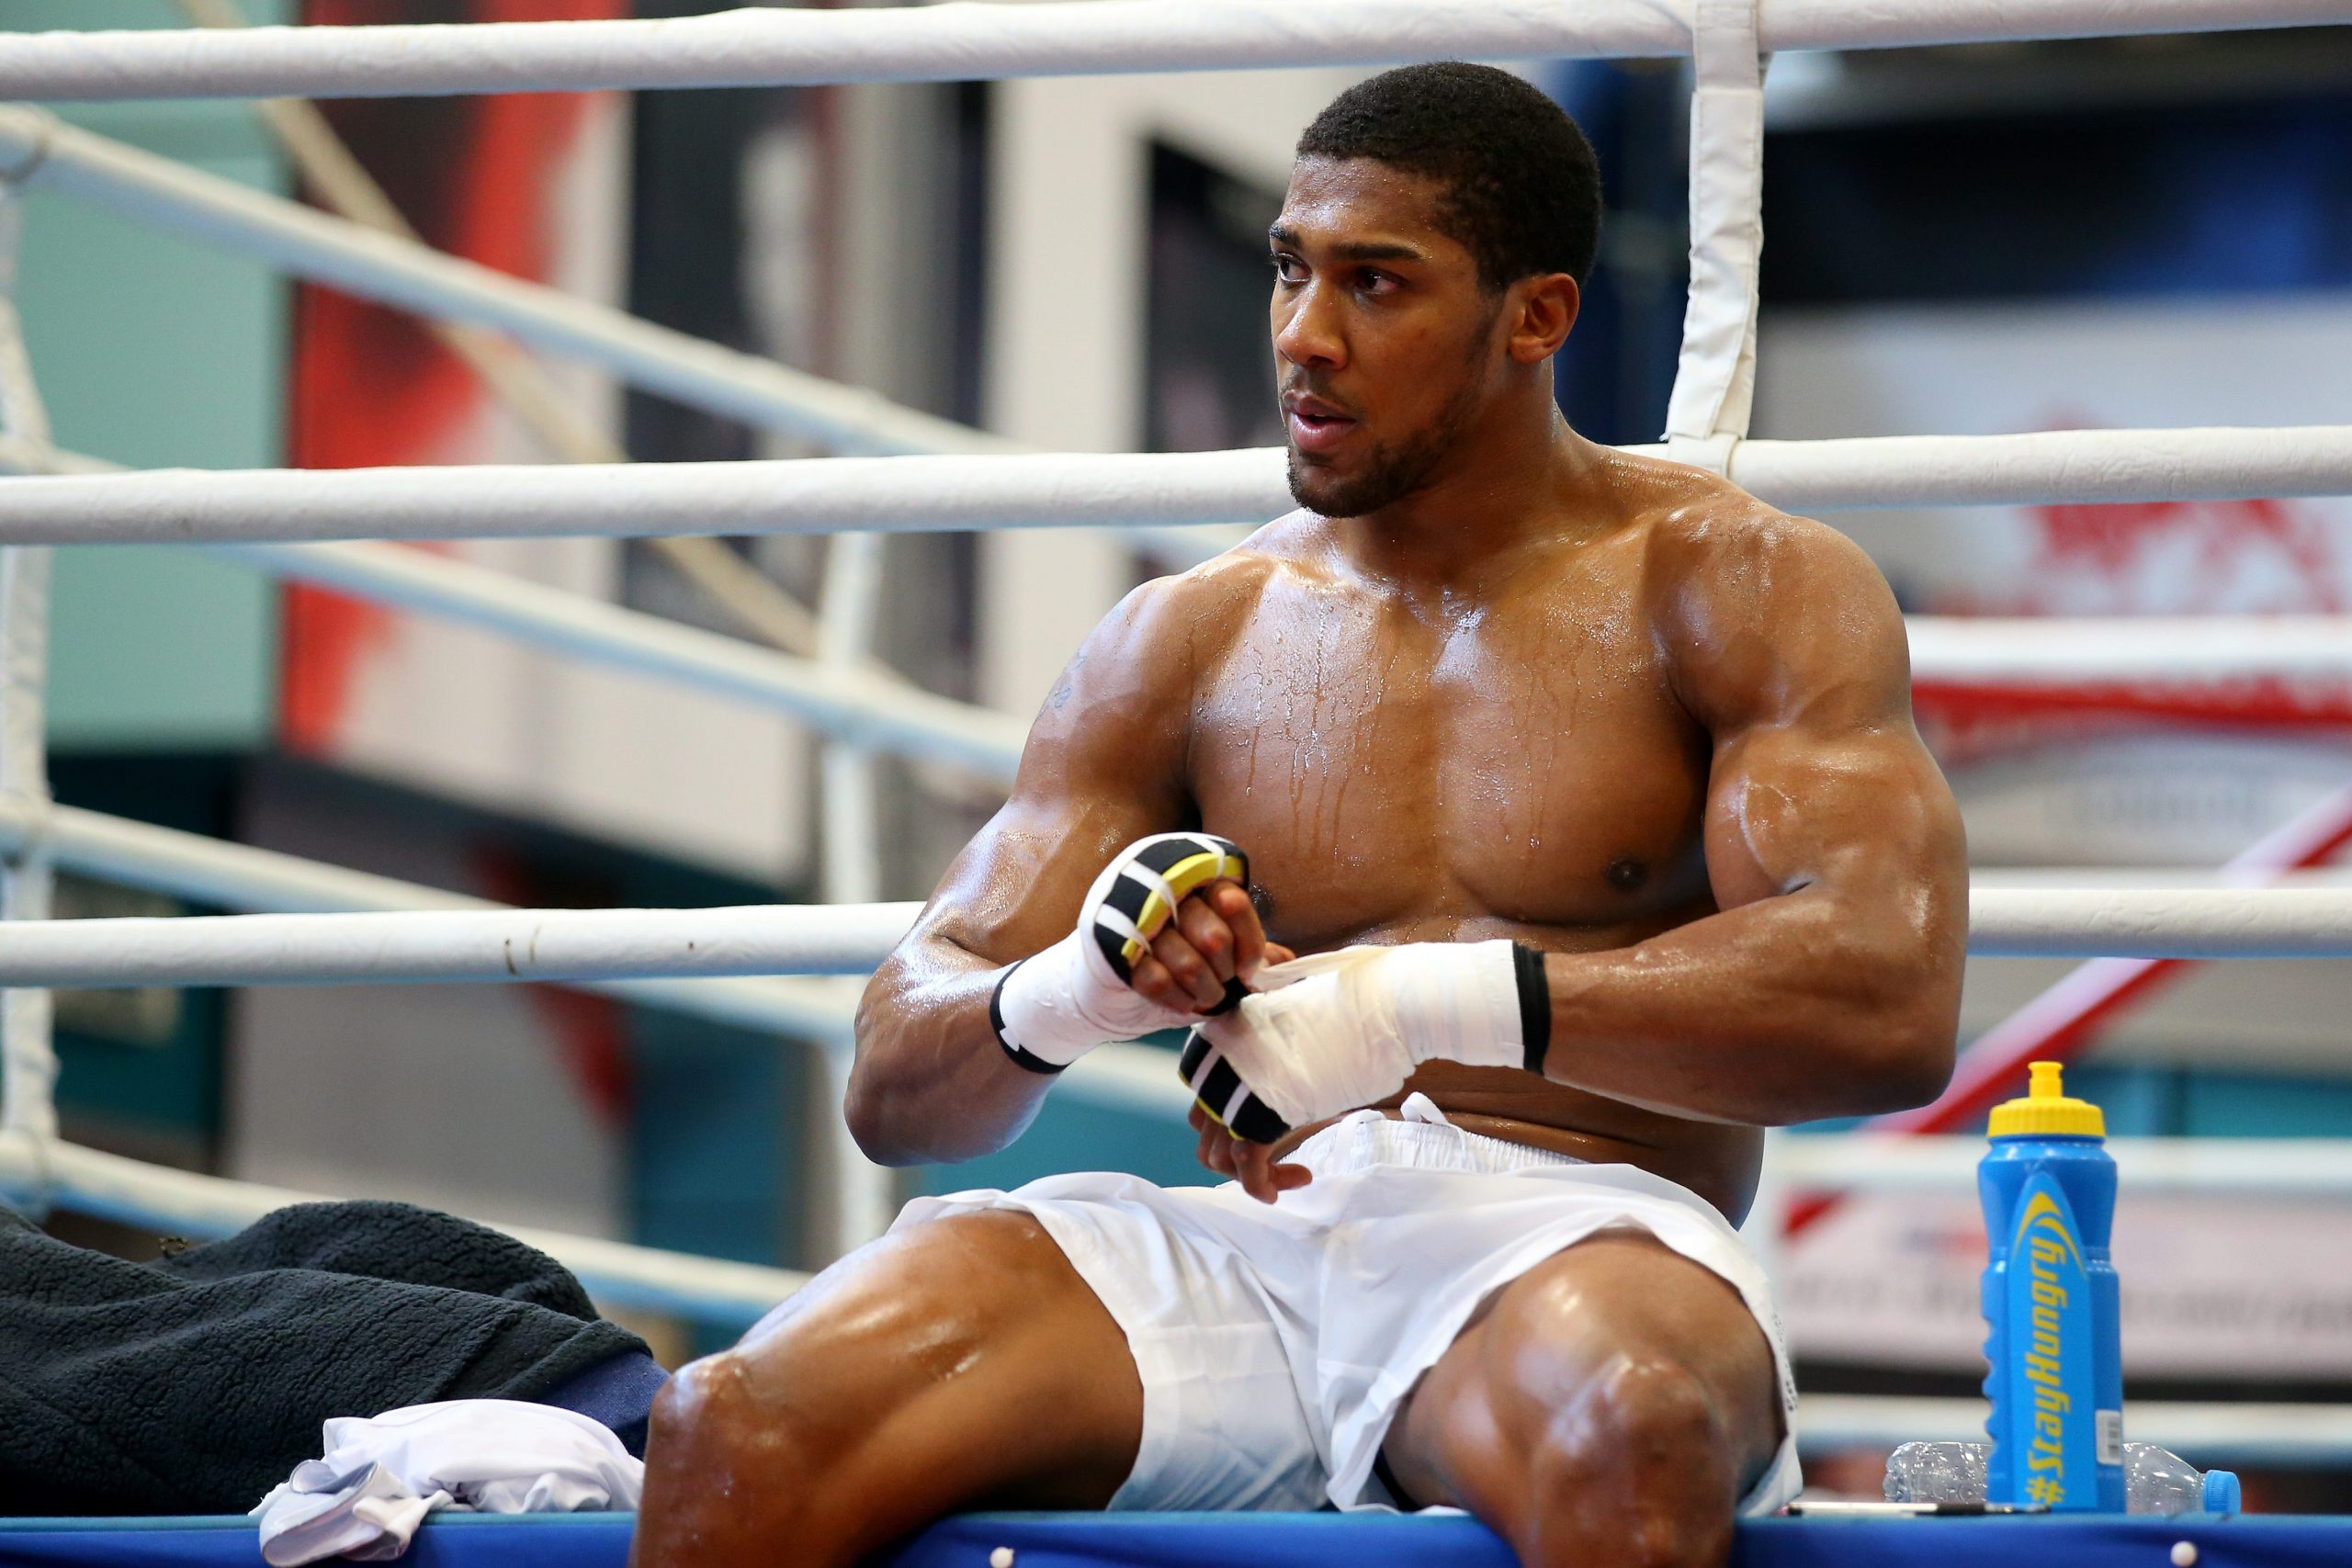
634;62;1966;1568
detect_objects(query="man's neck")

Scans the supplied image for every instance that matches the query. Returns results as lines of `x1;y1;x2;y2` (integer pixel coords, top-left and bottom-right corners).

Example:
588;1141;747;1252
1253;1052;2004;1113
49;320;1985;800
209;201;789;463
1338;412;1609;595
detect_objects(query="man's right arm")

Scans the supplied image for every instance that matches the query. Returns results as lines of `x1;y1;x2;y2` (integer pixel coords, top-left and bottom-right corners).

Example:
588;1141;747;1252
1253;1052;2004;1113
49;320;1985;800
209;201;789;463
844;576;1267;1167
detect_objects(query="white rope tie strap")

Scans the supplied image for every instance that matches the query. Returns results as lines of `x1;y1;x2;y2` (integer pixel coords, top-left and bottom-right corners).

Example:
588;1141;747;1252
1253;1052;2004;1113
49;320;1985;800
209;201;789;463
1664;0;1765;457
0;186;58;1156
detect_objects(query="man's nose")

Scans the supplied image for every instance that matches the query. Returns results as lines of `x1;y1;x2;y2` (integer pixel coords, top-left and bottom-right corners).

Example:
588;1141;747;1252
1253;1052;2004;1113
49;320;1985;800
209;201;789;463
1273;281;1345;372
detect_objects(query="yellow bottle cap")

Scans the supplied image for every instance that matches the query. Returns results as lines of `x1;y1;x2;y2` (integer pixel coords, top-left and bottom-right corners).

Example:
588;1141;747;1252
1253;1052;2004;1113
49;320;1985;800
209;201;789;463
1987;1060;2106;1139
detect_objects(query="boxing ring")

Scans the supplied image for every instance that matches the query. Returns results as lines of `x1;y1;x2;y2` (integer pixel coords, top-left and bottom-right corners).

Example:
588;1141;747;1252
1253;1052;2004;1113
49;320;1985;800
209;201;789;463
3;0;2352;1559
9;1508;2352;1568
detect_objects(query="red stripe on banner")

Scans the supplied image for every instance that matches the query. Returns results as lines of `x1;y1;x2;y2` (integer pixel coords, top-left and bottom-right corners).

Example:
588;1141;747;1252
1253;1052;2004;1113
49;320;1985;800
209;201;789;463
280;0;623;757
1915;680;2352;732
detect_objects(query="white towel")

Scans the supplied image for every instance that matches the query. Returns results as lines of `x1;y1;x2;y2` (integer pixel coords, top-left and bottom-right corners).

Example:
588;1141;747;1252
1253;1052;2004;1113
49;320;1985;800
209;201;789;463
252;1400;644;1566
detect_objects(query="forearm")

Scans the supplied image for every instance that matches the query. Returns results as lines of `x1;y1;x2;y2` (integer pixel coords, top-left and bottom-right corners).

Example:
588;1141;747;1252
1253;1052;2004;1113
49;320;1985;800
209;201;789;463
845;946;1054;1167
1537;891;1961;1125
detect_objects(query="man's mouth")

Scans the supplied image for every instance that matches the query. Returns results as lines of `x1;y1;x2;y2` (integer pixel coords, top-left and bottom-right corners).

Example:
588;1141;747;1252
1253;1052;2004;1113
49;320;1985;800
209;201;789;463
1283;395;1359;457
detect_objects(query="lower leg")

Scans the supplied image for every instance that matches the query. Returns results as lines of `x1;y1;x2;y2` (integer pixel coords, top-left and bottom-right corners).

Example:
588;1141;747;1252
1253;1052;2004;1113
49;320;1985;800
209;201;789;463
630;1211;1143;1568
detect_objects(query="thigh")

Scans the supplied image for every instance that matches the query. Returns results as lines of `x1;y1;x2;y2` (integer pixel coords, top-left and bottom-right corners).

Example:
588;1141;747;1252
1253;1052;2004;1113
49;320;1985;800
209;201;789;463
910;1181;1332;1513
635;1210;1144;1568
1380;1229;1783;1516
740;1207;1143;1507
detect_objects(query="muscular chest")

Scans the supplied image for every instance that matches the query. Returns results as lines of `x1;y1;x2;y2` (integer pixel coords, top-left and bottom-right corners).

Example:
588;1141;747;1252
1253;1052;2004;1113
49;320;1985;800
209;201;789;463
1189;562;1711;944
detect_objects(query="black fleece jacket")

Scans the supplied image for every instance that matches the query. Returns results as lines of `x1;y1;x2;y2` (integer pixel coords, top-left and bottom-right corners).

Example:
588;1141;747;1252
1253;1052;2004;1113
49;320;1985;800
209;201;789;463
0;1199;645;1517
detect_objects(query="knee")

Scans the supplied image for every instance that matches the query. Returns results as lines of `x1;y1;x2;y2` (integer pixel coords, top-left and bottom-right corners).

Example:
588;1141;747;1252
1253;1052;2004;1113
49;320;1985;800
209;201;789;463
633;1351;810;1568
1520;1358;1736;1568
644;1348;808;1483
1539;1355;1724;1487
639;1325;920;1559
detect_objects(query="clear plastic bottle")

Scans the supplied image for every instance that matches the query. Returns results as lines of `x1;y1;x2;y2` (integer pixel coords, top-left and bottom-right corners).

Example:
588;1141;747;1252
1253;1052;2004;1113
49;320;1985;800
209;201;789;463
1885;1440;2242;1515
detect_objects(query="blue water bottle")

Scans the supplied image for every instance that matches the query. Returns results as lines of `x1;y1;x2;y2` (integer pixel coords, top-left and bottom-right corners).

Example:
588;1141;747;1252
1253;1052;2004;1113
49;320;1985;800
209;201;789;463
1980;1061;2125;1512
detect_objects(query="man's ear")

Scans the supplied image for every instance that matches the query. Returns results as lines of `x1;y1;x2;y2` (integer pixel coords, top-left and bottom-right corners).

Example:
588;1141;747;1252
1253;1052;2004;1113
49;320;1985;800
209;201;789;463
1506;274;1580;364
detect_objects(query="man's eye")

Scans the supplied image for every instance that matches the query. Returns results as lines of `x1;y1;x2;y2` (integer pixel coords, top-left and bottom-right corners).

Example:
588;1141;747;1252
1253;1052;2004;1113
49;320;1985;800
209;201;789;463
1270;255;1306;284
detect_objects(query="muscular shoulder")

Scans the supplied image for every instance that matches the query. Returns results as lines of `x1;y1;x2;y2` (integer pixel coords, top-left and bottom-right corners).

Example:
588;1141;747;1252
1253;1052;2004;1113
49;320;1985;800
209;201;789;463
1051;533;1291;706
1012;525;1303;819
1623;465;1906;731
1027;524;1308;791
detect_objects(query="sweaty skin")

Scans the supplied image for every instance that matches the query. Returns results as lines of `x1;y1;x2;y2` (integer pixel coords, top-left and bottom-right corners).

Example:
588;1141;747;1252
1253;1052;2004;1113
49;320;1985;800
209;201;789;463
633;154;1966;1568
843;160;1965;1222
855;449;1958;1222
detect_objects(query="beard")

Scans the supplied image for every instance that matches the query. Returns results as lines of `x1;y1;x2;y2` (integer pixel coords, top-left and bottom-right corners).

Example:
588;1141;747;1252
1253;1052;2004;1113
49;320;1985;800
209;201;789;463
1281;316;1496;519
1284;373;1485;518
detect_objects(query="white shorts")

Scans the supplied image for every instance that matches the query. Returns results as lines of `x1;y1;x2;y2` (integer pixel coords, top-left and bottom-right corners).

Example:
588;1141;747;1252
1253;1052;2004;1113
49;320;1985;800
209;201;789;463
891;1096;1803;1516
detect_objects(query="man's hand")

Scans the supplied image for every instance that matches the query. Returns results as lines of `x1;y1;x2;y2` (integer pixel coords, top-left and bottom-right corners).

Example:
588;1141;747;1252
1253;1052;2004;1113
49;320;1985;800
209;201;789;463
992;833;1295;1076
1126;879;1288;1012
1151;879;1308;1202
1188;1099;1311;1203
1182;940;1546;1141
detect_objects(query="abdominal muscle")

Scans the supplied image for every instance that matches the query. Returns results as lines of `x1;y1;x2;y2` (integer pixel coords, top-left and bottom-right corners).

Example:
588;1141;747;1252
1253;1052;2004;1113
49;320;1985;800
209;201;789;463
1258;908;1766;1225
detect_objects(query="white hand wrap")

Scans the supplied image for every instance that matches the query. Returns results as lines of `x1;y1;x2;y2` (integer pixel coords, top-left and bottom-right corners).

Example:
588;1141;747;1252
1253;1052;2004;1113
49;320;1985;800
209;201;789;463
1179;940;1551;1141
991;832;1251;1073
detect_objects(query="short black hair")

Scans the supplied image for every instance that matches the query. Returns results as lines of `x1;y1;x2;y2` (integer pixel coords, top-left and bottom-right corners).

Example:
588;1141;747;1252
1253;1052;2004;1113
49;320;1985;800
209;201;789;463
1295;62;1602;292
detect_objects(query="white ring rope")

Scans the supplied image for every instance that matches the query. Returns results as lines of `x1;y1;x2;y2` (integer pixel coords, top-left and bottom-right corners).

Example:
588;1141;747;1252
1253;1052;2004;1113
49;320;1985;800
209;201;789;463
1967;886;2352;959
0;107;1247;578
0;797;1191;1122
0;107;991;460
0;0;2338;103
0;445;1034;784
0;451;1279;543
17;446;2352;771
1904;615;2352;683
0;903;924;989
224;538;1029;781
0;798;864;1045
1724;424;2352;511
1778;1134;2352;1199
8;425;2352;549
0;884;2348;991
18;119;2346;536
0;1135;807;1325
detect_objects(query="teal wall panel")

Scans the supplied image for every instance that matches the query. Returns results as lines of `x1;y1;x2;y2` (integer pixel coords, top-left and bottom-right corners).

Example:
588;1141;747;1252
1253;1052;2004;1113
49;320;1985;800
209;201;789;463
7;3;291;31
9;6;293;752
48;754;240;1162
2180;1071;2352;1139
49;550;279;751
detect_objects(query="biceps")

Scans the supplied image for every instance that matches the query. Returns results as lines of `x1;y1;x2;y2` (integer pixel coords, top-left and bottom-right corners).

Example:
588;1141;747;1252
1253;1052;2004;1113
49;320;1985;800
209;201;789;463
917;660;1193;964
1702;722;1962;914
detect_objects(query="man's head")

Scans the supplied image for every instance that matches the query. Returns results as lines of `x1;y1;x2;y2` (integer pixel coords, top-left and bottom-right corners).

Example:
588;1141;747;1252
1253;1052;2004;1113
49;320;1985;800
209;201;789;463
1272;63;1602;518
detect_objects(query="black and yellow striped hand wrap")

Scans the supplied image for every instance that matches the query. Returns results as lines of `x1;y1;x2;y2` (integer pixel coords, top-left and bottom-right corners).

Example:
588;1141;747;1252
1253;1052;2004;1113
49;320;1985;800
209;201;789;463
1088;832;1250;990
